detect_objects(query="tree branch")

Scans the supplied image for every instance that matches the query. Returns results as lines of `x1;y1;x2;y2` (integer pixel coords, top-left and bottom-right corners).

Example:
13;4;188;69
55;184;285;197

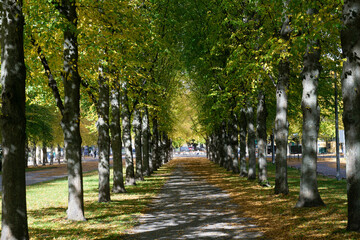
30;35;65;116
262;66;276;87
80;78;98;105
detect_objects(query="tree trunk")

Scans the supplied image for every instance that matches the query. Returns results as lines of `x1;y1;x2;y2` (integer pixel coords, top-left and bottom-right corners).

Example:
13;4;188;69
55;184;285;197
97;68;111;202
149;134;154;174
133;108;143;180
58;2;86;220
341;0;360;231
32;142;37;167
142;107;150;176
225;128;232;171
50;146;54;165
209;134;215;162
25;140;29;168
56;144;61;164
274;59;290;195
239;109;247;176
121;85;136;186
152;118;160;171
247;104;256;180
161;133;168;165
212;133;219;164
295;8;324;207
257;91;269;186
166;137;172;162
42;144;47;166
274;2;291;195
36;146;42;165
229;117;240;174
158;133;165;167
206;137;210;159
110;84;126;193
219;124;226;168
0;1;29;238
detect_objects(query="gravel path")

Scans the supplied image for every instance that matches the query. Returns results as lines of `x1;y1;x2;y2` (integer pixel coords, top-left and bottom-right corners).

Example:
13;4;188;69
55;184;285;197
123;162;263;240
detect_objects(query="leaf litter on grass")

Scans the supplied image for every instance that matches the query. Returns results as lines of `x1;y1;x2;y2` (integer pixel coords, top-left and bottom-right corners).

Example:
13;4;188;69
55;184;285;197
175;157;360;240
0;164;172;239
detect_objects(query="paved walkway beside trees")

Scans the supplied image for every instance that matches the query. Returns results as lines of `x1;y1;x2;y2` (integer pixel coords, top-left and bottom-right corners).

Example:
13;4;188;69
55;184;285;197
123;160;263;239
0;156;99;191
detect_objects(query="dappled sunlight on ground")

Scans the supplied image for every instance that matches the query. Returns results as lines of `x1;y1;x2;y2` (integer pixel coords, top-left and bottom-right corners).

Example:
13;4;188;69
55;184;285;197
179;157;358;240
123;158;263;239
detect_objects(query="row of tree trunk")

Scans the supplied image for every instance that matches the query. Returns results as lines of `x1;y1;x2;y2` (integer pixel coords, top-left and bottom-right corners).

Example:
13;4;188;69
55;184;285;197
96;79;174;203
27;144;62;167
0;0;176;238
207;92;269;187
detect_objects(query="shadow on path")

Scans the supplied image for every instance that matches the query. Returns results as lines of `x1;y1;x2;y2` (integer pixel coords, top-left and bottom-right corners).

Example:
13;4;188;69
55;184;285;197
122;162;263;239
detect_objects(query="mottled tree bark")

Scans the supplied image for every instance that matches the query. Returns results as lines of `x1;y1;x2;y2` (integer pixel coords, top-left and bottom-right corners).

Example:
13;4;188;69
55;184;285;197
274;1;291;195
257;91;269;186
206;137;210;159
212;133;219;164
97;68;110;202
133;108;143;180
295;8;324;208
161;133;168;164
219;124;227;168
142;108;150;176
341;0;360;231
225;132;232;171
152;118;160;171
48;0;87;221
239;109;248;177
247;104;256;180
36;146;42;165
149;134;154;174
207;136;213;161
110;84;126;193
228;117;240;174
0;0;29;238
121;84;136;186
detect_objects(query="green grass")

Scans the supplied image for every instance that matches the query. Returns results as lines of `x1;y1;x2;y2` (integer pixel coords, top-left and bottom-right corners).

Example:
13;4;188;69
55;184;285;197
1;166;171;239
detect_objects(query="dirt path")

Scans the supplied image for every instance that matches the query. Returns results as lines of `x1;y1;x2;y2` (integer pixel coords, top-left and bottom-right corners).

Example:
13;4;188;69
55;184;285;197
123;159;263;240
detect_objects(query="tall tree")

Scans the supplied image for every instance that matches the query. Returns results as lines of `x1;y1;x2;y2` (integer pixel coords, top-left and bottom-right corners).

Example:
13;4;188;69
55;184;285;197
295;7;325;208
142;107;151;176
274;0;291;195
341;0;360;231
52;0;86;220
0;0;29;238
110;83;126;193
247;103;256;180
134;108;143;180
229;115;240;174
257;91;269;186
97;66;110;202
121;83;136;186
239;109;248;177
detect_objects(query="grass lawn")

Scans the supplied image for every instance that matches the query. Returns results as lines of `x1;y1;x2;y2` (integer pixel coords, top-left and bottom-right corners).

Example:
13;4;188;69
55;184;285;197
6;165;172;239
180;157;360;240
